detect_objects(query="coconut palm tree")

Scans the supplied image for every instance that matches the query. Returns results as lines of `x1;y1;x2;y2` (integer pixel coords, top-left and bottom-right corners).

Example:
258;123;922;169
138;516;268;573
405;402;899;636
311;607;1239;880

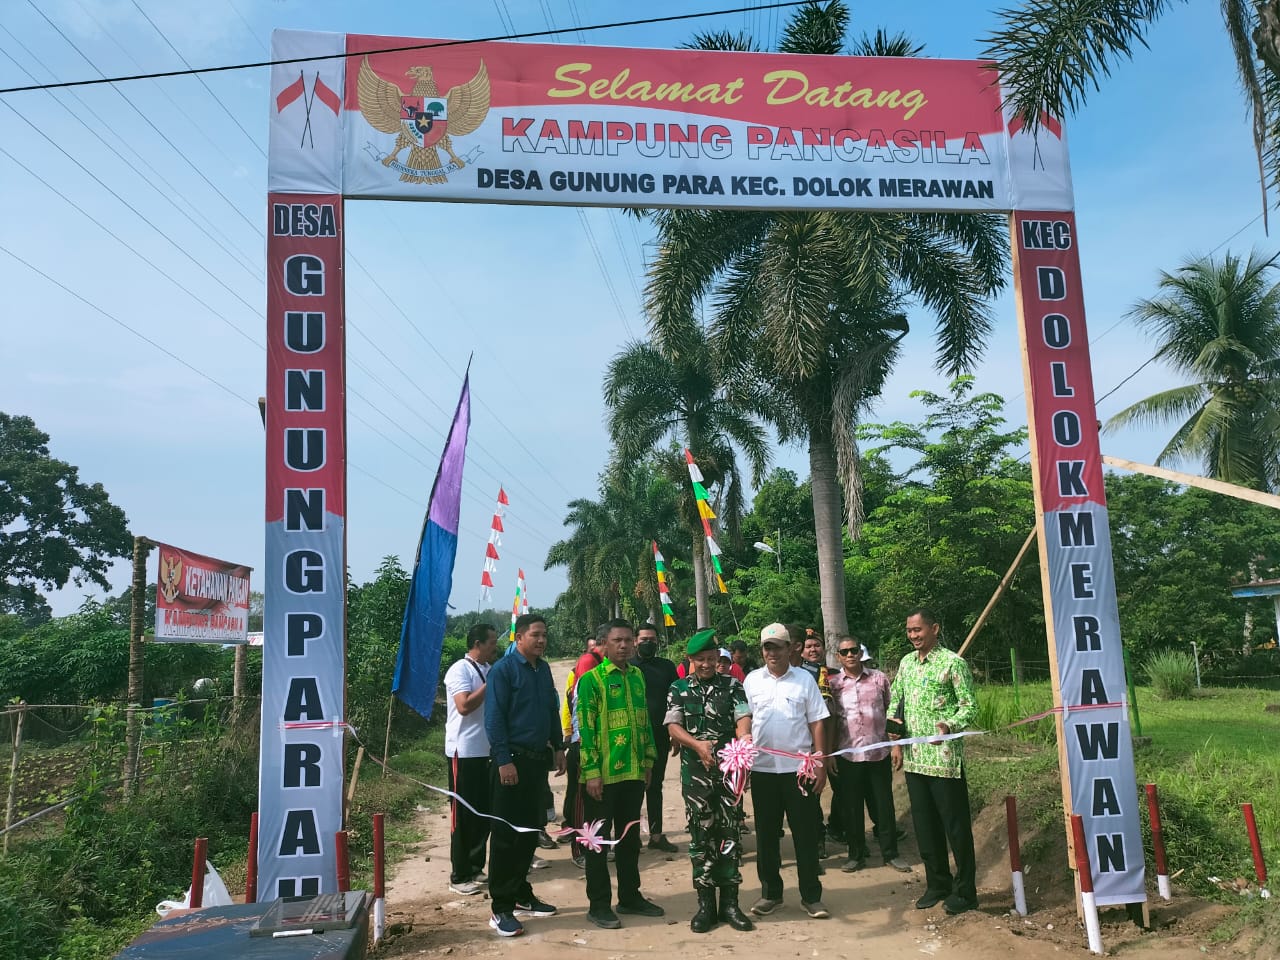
1105;251;1280;491
545;458;686;630
603;332;771;628
986;0;1280;223
645;7;1009;646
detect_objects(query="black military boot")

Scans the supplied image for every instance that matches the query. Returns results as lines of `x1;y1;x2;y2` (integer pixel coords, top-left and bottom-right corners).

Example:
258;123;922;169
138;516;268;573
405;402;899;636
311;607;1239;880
718;885;755;931
690;886;719;933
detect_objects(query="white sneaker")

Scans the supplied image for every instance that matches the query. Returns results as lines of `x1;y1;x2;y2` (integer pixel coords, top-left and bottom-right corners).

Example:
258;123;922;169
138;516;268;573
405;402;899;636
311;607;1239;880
449;880;484;896
529;856;549;870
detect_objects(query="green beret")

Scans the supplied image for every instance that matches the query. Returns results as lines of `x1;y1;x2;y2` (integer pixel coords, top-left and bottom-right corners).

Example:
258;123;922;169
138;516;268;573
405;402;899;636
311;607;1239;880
686;628;717;656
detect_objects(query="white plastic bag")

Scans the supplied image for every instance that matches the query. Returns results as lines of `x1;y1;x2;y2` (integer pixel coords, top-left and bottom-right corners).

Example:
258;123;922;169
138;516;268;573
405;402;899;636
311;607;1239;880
155;861;233;917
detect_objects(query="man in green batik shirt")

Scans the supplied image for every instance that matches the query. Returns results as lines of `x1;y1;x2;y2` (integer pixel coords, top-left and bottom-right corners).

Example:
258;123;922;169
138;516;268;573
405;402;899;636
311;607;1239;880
665;628;754;934
576;618;663;929
888;607;978;916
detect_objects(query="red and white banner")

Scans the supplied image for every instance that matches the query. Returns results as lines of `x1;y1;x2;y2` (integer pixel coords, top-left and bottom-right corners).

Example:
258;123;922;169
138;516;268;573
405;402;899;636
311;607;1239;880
259;187;348;900
266;30;1072;212
1013;211;1144;906
153;543;251;644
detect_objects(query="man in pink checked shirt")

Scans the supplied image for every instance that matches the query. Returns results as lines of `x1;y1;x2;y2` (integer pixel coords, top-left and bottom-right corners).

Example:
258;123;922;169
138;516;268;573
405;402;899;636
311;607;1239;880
825;634;912;874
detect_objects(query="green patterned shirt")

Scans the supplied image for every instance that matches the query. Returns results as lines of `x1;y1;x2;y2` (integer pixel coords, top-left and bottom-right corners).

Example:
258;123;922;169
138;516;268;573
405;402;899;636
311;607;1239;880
576;658;656;785
887;646;977;779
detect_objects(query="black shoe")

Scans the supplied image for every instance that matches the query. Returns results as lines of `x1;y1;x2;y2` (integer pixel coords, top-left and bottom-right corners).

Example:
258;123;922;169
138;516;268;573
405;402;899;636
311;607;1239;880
648;836;679;854
587;907;622;929
718;888;755;931
916;891;947;910
572;847;586;870
826;827;846;845
537;829;558;851
944;895;977;916
514;895;558;917
617;896;664;917
690;888;718;933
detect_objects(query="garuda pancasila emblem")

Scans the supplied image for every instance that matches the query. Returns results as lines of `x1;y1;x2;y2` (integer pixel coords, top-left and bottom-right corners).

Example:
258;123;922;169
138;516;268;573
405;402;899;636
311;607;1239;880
357;56;490;184
158;554;183;604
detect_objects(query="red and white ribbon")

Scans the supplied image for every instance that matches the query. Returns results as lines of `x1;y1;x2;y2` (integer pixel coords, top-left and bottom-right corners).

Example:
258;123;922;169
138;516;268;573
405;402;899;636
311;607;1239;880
717;738;757;800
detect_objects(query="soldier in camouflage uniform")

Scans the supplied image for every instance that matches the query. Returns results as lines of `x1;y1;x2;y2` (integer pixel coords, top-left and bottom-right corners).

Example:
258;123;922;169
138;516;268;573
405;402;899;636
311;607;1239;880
665;629;754;933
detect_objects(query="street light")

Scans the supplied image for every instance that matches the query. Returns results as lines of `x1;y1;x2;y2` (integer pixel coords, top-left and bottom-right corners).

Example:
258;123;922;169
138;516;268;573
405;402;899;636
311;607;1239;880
753;529;782;572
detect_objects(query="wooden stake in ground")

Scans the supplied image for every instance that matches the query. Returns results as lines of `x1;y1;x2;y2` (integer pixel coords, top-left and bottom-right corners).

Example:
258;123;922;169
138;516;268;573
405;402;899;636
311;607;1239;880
123;535;153;800
3;703;26;856
381;694;395;779
344;746;365;828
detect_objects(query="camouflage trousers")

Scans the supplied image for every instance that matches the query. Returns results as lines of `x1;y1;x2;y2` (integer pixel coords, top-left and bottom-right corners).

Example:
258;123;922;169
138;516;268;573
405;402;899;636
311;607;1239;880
682;758;744;889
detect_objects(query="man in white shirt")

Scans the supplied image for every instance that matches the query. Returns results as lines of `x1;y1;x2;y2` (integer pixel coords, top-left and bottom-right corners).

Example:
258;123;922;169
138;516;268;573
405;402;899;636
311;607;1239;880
743;622;831;920
444;622;499;895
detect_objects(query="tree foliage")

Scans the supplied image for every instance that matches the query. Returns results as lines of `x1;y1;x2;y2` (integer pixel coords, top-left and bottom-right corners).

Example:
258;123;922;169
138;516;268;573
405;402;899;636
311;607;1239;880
986;0;1280;222
644;4;1008;643
0;413;131;625
1105;251;1280;491
849;379;1042;669
1105;472;1280;659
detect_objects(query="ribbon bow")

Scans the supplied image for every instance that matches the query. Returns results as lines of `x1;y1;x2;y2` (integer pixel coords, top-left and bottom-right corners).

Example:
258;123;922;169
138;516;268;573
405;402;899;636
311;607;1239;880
795;750;823;796
557;818;607;853
717;737;757;801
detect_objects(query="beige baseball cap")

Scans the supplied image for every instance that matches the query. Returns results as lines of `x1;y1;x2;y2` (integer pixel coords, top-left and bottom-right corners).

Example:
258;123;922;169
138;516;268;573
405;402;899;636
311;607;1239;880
760;622;790;647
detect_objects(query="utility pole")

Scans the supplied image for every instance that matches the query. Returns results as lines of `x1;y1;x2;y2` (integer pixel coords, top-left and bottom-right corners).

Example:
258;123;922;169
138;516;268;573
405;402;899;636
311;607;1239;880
123;535;153;799
776;528;782;572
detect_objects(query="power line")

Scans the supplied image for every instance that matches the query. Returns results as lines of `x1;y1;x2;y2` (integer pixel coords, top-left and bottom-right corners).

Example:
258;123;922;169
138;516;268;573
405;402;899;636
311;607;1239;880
0;136;260;348
104;0;570;529
21;0;260;236
0;242;253;409
0;2;812;95
126;0;267;160
0;36;259;281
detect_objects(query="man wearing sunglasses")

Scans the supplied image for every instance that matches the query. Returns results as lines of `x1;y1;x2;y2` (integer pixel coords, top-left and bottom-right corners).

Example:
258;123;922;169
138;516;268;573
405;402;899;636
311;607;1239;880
826;636;911;874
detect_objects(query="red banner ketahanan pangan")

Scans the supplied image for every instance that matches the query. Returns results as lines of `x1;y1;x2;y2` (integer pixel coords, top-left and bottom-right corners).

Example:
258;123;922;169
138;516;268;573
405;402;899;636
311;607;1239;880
153;543;251;644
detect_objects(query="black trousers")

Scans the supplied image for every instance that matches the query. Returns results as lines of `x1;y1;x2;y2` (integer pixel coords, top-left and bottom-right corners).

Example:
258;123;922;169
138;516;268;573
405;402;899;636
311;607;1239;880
447;754;491;883
750;771;822;904
905;770;976;905
583;778;645;910
837;756;898;861
488;752;549;914
561;741;583;826
645;729;670;836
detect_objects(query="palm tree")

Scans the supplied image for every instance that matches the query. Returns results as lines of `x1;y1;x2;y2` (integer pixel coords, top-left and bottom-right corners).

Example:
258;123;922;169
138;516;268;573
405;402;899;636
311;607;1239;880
545;458;686;630
604;333;771;627
646;7;1009;646
986;0;1280;223
1105;251;1280;491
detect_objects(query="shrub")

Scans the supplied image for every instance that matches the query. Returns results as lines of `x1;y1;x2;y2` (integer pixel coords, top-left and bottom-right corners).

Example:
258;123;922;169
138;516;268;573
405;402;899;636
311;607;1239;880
1144;649;1197;700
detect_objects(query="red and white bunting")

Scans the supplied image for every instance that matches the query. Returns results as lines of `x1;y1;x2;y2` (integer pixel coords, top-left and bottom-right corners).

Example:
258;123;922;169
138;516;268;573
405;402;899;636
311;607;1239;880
480;486;507;603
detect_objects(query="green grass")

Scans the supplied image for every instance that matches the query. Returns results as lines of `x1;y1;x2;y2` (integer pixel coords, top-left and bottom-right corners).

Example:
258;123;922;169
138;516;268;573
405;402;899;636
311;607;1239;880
966;681;1280;902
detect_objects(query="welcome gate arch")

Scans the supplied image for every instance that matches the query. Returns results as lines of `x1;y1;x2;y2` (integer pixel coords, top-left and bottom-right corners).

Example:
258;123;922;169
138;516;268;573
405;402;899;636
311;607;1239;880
261;28;1144;909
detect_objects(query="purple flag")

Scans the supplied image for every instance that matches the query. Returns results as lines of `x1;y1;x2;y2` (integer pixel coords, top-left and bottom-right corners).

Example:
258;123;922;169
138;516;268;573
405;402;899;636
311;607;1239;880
393;368;470;719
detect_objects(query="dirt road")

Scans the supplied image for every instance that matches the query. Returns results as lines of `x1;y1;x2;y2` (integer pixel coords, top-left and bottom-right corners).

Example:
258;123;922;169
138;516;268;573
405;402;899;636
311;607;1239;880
377;674;1245;959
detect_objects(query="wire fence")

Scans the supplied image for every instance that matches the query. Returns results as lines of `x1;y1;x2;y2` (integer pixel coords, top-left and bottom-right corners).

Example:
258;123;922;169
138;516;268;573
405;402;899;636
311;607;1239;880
2;696;259;846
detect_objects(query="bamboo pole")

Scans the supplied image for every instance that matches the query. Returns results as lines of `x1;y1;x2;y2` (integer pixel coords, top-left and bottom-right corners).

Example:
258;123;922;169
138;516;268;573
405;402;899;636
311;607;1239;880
957;527;1037;657
344;746;365;827
1102;455;1280;510
3;703;26;856
123;536;152;800
381;694;395;779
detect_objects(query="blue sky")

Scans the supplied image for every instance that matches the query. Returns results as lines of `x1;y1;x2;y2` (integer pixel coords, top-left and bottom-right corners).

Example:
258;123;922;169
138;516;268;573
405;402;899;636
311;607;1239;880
0;0;1268;617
